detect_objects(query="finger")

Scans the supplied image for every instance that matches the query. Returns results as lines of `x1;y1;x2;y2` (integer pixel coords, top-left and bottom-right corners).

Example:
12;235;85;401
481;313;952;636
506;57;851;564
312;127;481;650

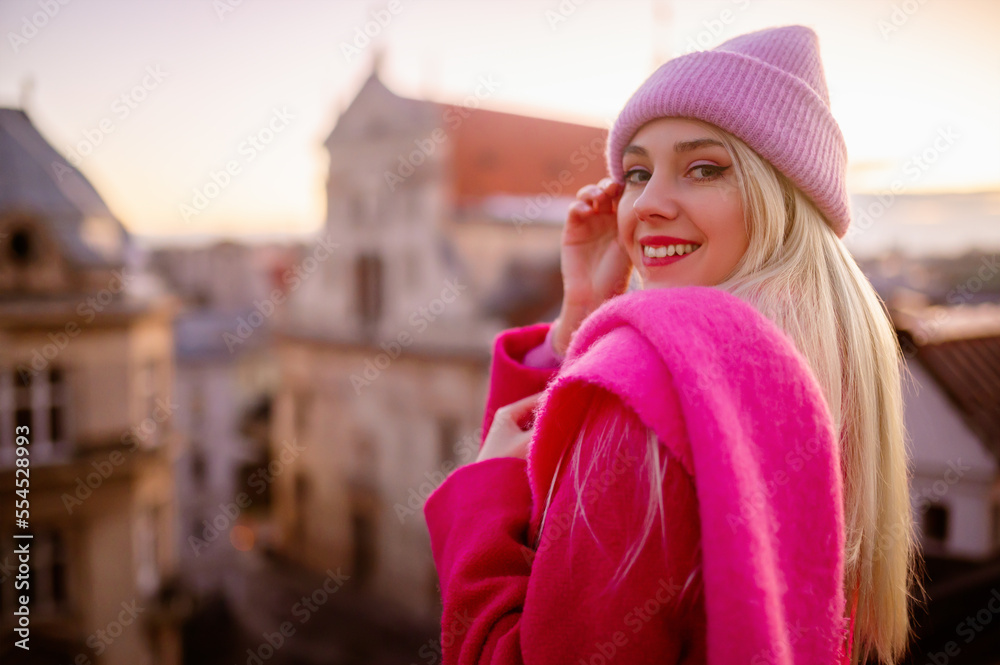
592;180;622;210
499;392;546;429
512;431;533;458
591;188;615;215
490;411;526;444
567;199;592;220
505;390;545;415
495;395;540;424
576;185;606;209
609;183;623;214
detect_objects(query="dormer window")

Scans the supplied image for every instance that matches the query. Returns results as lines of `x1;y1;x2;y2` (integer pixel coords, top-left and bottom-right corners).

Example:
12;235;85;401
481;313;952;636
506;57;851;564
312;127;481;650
0;218;66;295
8;227;35;265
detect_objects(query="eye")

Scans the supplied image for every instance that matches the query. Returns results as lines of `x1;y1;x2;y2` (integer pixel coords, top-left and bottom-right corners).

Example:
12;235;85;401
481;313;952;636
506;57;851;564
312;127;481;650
689;164;729;180
623;167;650;185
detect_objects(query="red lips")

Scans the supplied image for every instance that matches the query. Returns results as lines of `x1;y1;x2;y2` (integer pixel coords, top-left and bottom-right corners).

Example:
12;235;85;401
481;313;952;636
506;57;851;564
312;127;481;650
638;235;700;247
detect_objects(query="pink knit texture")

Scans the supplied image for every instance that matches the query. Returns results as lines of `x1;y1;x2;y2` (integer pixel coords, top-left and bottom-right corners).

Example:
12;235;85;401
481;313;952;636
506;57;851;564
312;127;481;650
606;25;851;238
425;286;853;663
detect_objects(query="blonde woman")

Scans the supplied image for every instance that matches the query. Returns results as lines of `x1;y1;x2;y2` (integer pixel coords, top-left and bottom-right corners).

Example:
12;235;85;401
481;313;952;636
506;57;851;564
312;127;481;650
424;24;923;664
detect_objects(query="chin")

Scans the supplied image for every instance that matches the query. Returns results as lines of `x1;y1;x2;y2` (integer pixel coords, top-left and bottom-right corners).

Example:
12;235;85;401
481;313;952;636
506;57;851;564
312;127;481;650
638;270;703;289
640;279;689;291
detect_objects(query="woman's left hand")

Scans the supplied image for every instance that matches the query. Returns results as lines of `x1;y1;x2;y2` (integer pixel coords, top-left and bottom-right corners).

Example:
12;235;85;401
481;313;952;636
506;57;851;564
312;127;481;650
476;391;545;463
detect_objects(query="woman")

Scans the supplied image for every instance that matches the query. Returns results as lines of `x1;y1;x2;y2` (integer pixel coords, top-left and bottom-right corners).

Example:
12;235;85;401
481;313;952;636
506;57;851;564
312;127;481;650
424;24;922;664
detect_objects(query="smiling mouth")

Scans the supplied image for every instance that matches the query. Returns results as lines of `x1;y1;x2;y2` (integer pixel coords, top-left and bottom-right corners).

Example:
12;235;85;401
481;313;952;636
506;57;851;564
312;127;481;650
640;242;701;266
641;243;701;258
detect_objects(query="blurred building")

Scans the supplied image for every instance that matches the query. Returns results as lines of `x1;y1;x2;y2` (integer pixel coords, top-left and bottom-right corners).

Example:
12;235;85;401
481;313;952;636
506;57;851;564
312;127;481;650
149;241;299;597
0;108;185;665
889;293;1000;560
268;67;608;622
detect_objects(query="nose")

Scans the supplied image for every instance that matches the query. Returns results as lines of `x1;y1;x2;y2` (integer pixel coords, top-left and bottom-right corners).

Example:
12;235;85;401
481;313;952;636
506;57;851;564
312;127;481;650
631;172;681;224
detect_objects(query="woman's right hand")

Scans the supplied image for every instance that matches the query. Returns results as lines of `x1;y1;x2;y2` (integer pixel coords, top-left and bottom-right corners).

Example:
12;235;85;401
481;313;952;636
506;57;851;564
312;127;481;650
552;177;632;355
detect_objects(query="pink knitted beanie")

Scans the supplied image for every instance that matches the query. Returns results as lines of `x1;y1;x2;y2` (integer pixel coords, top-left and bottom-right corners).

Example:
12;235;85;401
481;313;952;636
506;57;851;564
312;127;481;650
606;25;851;238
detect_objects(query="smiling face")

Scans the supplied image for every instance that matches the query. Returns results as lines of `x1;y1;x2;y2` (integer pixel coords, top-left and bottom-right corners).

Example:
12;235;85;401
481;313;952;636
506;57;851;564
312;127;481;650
616;117;749;290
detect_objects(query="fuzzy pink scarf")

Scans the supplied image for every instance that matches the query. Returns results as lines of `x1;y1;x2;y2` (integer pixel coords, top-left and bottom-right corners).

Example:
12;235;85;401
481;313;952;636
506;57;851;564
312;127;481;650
526;286;848;663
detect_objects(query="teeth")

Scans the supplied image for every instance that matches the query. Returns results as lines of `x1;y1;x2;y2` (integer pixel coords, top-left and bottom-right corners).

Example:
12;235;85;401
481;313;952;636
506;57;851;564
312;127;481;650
643;243;700;258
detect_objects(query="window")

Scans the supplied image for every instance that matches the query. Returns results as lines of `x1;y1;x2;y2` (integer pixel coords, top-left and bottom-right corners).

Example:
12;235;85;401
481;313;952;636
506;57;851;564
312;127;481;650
190;517;204;543
295;392;312;442
236;459;271;511
0;529;71;617
350;494;376;590
352;435;377;487
0;367;69;464
190;377;205;440
8;227;36;265
35;529;69;615
293;472;310;549
355;253;383;329
140;361;159;448
135;505;162;597
439;417;459;467
190;446;206;487
923;502;949;544
49;367;66;445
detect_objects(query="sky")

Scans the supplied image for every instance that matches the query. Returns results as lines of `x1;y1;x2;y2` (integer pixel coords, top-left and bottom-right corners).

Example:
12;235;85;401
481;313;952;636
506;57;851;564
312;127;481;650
1;0;998;241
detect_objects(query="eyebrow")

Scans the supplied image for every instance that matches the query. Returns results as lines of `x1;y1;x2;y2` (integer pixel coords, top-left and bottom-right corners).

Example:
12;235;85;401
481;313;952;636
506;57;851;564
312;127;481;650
623;137;725;157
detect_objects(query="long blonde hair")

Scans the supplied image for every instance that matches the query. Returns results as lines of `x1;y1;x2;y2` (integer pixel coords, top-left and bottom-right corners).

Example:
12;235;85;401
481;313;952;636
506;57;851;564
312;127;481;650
558;121;925;664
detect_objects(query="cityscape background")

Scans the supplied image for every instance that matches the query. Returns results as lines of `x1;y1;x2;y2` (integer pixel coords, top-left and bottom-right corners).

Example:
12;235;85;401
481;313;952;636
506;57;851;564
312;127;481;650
1;1;999;664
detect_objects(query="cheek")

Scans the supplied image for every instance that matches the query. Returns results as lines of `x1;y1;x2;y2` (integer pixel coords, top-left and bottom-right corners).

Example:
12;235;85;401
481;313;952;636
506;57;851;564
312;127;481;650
616;203;634;247
703;187;746;242
718;198;749;262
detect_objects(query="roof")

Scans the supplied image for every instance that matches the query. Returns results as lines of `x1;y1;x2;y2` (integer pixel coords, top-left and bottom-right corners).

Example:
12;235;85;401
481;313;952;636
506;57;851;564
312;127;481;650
905;335;1000;459
443;103;609;203
324;72;440;147
0;107;129;267
894;301;1000;459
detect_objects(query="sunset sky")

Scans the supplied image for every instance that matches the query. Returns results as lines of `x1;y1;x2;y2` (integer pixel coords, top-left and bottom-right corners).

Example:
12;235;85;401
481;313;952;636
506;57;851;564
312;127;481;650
1;0;998;241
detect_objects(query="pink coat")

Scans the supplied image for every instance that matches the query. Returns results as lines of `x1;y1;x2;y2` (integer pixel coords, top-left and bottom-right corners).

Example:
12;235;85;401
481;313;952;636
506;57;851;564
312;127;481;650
424;286;856;664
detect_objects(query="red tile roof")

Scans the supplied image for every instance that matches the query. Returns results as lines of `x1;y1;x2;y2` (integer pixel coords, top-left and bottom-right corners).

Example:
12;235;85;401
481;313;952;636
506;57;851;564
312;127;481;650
442;104;609;204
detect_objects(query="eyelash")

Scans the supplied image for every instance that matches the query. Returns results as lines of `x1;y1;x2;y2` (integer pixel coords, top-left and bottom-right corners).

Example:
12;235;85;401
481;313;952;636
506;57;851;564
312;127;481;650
623;164;730;184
